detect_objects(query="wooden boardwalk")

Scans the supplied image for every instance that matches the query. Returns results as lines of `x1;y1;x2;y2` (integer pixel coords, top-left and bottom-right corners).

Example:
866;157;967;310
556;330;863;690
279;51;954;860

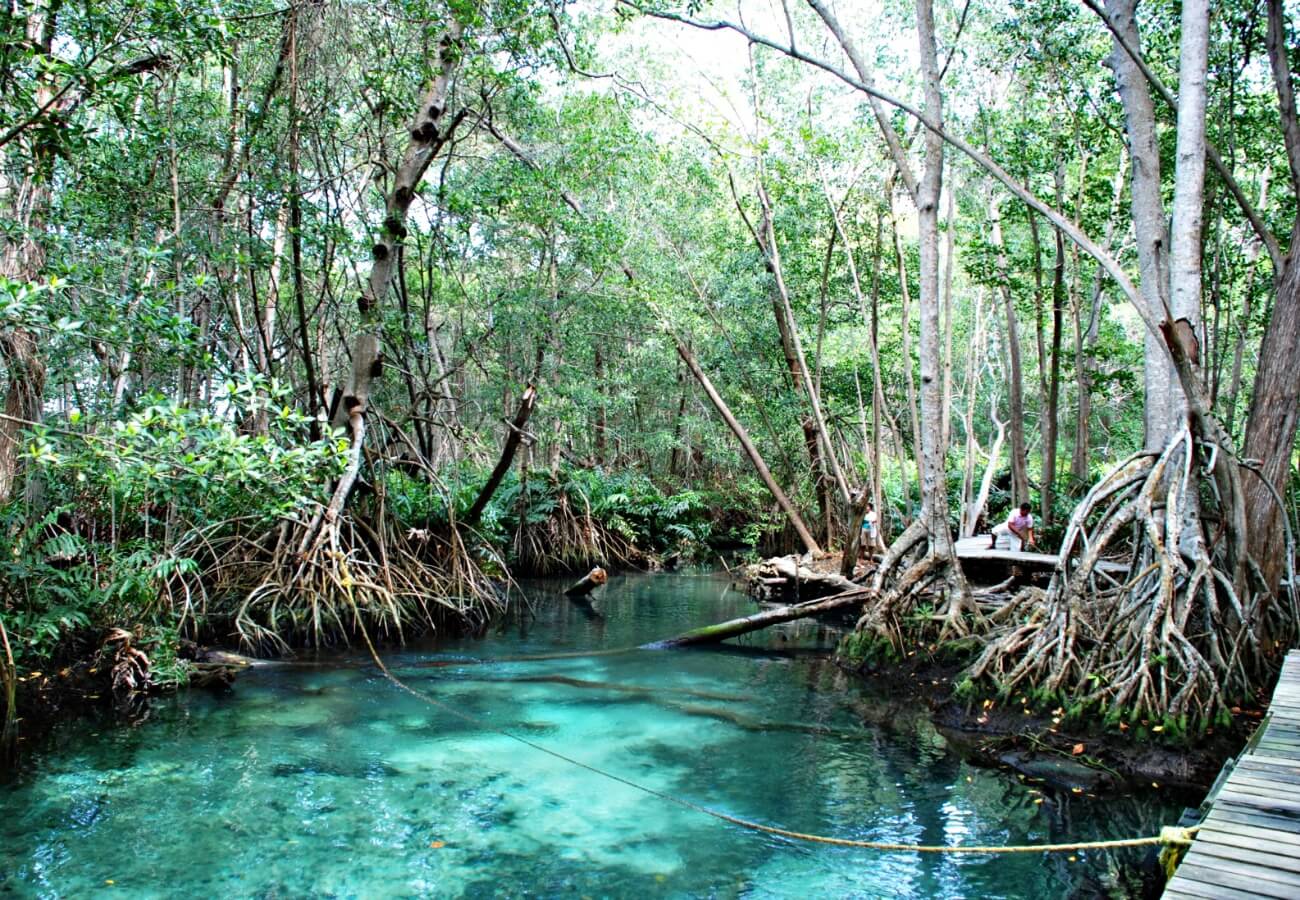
1164;650;1300;899
952;535;1060;569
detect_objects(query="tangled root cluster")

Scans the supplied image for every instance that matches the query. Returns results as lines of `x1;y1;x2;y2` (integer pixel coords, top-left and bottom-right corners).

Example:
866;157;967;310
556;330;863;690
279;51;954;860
201;502;509;654
511;491;640;576
850;516;978;660
968;429;1294;727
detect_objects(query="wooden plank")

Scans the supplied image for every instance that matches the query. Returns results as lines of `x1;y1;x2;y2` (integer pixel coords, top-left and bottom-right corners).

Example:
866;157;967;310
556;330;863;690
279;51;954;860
951;537;1061;568
1170;861;1300;898
1245;744;1300;760
1211;785;1300;816
1215;779;1300;802
1258;719;1300;734
1164;651;1300;900
1181;845;1300;889
1255;742;1300;754
1256;728;1300;740
1227;769;1300;790
1196;830;1300;861
1234;759;1300;778
1163;885;1277;900
1236;758;1300;776
1204;805;1300;839
1214;789;1300;816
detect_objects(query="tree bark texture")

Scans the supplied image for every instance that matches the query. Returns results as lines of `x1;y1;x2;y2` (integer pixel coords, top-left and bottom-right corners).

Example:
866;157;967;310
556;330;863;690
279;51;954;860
330;20;463;430
1106;0;1178;451
1072;152;1128;484
646;588;866;648
1042;166;1067;526
1242;0;1300;591
914;0;969;608
465;385;538;527
565;566;608;597
0;0;57;503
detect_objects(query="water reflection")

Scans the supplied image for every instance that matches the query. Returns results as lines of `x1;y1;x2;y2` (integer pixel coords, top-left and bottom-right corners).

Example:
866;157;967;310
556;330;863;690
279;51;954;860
1;573;1177;898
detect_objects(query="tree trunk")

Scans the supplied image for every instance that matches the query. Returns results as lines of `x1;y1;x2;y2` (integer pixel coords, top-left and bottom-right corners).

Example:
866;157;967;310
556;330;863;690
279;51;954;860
565;566;608;598
464;385;538;527
593;347;607;466
0;0;57;504
675;339;822;555
319;18;464;521
1042;165;1067;527
1244;256;1300;590
940;185;956;451
914;0;970;613
817;164;888;540
1106;0;1177;451
647;589;866;648
1243;0;1300;591
669;358;688;478
755;178;852;511
1072;151;1128;485
890;191;922;490
959;291;988;536
988;195;1030;507
840;489;872;578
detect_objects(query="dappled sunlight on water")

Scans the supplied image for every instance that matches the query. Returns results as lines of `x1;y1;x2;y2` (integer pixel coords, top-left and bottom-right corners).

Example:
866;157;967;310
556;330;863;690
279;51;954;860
1;573;1179;897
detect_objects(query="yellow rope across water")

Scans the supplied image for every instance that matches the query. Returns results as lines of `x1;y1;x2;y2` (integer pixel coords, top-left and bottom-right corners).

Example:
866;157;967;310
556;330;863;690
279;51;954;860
352;618;1197;855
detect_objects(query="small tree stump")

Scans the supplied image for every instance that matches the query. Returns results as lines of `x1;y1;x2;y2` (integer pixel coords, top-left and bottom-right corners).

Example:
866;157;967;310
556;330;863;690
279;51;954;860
564;566;608;598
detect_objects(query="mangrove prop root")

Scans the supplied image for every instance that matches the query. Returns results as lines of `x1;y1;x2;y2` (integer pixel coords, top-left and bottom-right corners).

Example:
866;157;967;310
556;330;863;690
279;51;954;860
513;490;641;576
968;429;1285;724
214;498;509;653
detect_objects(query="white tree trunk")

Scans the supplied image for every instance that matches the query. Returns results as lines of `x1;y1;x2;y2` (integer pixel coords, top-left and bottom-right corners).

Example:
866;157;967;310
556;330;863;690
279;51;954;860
1167;0;1209;372
1106;0;1176;450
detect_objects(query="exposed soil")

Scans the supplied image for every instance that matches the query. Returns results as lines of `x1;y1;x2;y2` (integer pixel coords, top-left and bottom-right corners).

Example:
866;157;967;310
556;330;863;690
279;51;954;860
737;552;1257;797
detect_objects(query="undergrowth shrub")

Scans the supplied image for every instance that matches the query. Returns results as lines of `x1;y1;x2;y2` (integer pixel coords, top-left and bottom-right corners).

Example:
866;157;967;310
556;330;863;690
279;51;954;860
0;380;342;677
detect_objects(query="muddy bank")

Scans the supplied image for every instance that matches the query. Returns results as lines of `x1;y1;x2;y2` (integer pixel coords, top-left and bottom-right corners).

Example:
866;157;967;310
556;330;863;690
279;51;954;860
735;554;1246;794
842;651;1251;797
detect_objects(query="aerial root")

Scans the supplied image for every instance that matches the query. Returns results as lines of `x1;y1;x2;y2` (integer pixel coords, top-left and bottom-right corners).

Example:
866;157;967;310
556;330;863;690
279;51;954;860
853;518;981;653
192;500;510;654
968;429;1272;724
511;490;640;575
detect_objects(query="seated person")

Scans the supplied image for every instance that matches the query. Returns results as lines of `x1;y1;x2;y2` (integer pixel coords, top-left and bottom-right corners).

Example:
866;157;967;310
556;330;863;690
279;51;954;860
990;503;1037;551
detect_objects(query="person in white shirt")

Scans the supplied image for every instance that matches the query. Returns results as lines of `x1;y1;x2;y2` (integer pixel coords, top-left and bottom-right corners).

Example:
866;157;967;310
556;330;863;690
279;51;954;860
990;502;1037;552
860;501;884;554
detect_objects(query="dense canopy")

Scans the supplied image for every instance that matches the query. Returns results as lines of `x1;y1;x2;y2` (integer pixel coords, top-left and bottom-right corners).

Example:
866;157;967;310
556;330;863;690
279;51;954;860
2;0;1299;741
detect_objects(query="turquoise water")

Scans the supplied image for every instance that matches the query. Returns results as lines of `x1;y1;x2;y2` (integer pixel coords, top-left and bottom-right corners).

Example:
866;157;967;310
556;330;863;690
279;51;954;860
2;573;1181;898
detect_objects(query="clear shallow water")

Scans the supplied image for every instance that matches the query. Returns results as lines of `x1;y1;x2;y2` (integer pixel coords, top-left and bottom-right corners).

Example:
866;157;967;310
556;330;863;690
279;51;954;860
2;573;1181;898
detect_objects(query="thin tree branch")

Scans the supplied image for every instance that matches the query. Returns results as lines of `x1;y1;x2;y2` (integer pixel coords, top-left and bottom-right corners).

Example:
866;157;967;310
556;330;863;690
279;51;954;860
621;2;1150;325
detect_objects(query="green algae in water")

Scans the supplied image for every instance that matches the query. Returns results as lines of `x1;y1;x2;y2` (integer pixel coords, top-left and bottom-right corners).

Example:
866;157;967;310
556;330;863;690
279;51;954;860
2;574;1182;898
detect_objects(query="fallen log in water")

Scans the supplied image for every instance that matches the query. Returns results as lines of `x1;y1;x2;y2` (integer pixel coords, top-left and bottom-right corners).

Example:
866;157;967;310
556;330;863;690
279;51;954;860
564;566;608;597
643;588;871;648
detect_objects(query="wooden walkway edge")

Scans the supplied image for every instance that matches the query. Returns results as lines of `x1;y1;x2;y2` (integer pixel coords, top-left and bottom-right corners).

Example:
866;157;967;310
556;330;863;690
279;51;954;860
952;535;1061;568
1164;650;1300;899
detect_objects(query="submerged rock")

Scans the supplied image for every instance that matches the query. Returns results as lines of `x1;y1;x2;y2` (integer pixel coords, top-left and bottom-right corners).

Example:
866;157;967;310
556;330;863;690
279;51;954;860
994;750;1112;792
